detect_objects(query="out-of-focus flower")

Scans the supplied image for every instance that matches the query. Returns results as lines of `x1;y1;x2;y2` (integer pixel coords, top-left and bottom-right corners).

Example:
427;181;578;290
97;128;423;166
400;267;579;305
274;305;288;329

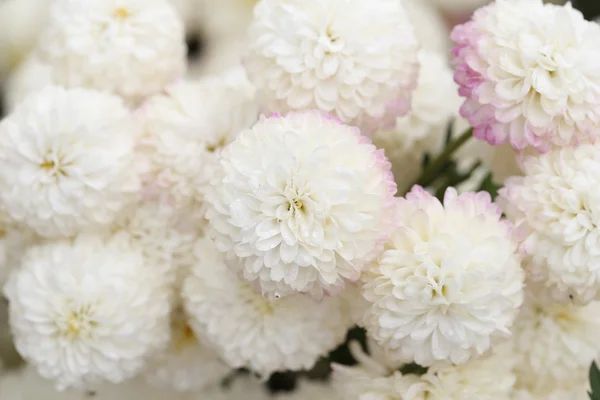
452;0;600;152
244;0;419;130
182;237;350;377
499;142;600;304
4;232;171;390
204;111;397;299
363;187;523;366
38;0;187;104
0;86;143;238
3;55;53;113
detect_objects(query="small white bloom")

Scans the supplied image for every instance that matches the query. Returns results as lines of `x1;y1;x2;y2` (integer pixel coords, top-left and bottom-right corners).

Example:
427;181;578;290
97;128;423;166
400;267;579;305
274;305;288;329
244;0;419;130
499;142;600;304
3;55;54;113
138;68;258;207
0;0;52;79
182;237;350;377
145;306;230;392
204;111;397;299
38;0;187;104
4;232;171;390
0;86;143;239
363;186;524;366
512;286;600;395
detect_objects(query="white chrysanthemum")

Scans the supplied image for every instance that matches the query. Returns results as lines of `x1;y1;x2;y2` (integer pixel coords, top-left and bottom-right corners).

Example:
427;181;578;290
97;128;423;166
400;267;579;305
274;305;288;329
38;0;186;104
275;379;340;400
138;68;258;207
363;186;524;366
0;86;143;238
372;51;460;193
3;55;54;113
404;0;450;54
499;142;600;304
4;232;171;390
205;111;397;298
0;0;53;79
145;306;230;392
514;384;589;400
511;287;600;394
452;0;600;152
115;200;204;284
182;237;350;377
244;0;419;129
0;366;195;400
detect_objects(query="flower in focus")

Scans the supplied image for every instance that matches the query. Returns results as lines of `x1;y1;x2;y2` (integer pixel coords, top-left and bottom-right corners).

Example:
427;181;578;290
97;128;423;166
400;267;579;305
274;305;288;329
4;232;171;390
452;0;600;152
0;86;143;238
182;237;350;377
38;0;187;104
138;67;258;207
204;111;397;299
144;306;230;392
511;286;600;395
363;186;523;366
244;0;419;130
499;142;600;304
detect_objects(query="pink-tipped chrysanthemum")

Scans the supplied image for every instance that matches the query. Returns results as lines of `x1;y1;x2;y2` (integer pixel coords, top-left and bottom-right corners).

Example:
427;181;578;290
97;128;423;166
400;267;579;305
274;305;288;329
362;186;524;366
204;111;397;299
451;0;600;152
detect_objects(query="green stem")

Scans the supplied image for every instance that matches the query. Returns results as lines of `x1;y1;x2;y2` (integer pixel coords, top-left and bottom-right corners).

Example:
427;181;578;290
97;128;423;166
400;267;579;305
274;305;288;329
414;127;473;189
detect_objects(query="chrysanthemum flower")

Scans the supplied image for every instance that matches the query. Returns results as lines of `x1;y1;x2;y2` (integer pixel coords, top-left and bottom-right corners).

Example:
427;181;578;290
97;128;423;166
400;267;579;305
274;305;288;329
499;142;600;304
0;86;143;238
4;232;171;390
511;286;600;395
182;237;350;377
144;306;230;392
204;111;397;299
138;68;258;207
244;0;419;130
38;0;187;104
363;186;524;366
452;0;600;152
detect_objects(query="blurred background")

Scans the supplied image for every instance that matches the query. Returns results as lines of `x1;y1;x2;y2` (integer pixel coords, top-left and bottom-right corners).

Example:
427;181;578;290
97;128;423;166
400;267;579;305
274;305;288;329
0;0;599;378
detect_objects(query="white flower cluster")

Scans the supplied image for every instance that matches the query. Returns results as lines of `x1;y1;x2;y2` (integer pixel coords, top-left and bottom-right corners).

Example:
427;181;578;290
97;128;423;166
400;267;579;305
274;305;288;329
0;0;598;399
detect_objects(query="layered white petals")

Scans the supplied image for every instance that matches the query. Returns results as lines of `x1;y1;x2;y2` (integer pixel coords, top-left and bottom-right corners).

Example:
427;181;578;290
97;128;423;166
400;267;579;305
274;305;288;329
499;142;600;304
182;237;350;377
244;0;419;130
204;111;397;298
4;232;171;390
0;86;143;238
38;0;186;104
363;187;524;366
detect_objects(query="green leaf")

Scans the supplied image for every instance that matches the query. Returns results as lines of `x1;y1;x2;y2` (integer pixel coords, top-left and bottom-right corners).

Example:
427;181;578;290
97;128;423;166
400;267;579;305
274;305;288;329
399;362;428;376
477;172;502;200
589;362;600;400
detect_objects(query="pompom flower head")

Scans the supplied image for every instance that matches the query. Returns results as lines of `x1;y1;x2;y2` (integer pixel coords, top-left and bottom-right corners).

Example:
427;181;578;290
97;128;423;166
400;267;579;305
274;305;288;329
182;237;350;377
204;111;397;299
363;186;524;366
499;142;600;304
4;232;171;390
0;86;142;238
38;0;186;104
452;0;600;152
244;0;419;130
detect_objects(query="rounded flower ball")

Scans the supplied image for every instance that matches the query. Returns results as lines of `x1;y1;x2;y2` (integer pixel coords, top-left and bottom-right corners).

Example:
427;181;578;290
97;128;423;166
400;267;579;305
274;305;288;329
204;111;397;299
452;0;600;152
363;186;524;366
512;287;600;395
38;0;187;104
138;68;259;207
244;0;419;129
182;237;350;377
3;232;171;390
499;142;600;304
0;86;143;238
